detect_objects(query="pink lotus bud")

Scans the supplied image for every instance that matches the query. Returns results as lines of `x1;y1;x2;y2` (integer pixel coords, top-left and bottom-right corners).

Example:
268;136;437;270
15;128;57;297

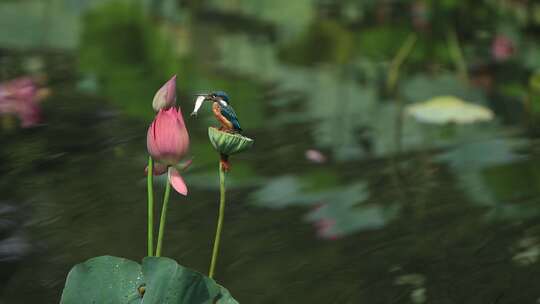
147;107;190;195
152;75;177;111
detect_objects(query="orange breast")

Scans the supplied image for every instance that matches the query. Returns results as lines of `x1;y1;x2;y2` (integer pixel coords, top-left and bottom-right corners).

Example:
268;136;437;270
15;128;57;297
212;102;233;129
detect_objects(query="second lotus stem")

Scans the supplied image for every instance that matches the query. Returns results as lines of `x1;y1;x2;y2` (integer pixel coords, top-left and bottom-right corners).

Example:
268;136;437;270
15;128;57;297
448;29;469;82
155;170;172;257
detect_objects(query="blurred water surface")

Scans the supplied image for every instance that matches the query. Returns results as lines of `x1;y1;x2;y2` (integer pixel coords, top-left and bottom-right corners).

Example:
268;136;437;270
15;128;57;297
2;0;540;303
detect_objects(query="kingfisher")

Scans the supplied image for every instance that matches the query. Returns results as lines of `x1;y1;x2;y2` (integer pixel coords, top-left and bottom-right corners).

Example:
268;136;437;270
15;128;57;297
191;91;242;133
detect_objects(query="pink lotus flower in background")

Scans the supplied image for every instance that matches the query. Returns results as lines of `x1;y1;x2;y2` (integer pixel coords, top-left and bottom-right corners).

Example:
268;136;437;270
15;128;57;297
152;75;177;111
0;77;48;128
492;35;515;62
309;203;342;240
411;0;430;31
314;218;341;240
305;149;327;164
146;76;190;195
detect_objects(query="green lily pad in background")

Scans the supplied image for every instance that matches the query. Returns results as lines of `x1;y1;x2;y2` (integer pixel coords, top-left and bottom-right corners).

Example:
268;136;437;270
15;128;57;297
60;255;238;304
405;95;494;125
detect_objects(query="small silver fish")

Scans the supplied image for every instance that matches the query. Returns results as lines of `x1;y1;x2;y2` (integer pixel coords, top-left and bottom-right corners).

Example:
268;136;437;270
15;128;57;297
191;95;206;116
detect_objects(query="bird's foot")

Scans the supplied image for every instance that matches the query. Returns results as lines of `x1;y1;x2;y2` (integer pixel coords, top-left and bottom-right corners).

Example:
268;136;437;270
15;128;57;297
218;126;231;133
220;159;231;172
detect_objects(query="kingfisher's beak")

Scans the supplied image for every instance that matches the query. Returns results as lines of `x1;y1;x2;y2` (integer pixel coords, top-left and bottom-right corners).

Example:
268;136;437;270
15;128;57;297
193;93;214;101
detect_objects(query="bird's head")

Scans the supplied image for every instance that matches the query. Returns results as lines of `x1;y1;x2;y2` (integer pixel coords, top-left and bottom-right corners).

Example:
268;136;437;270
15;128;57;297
191;90;230;116
210;91;230;105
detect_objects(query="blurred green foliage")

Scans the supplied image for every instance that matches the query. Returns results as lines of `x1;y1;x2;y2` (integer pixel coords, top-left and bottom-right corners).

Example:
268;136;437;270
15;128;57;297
79;1;180;119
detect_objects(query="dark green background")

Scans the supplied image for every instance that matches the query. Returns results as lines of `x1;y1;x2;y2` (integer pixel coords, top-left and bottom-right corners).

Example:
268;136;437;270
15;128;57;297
1;0;540;303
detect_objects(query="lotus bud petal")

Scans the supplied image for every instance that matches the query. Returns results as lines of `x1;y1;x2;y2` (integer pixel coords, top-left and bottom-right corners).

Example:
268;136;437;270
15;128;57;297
169;167;188;196
208;127;253;155
152;75;177;111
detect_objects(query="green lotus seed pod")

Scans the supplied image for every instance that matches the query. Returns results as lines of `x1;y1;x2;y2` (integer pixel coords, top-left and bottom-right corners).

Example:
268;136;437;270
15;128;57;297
208;127;253;155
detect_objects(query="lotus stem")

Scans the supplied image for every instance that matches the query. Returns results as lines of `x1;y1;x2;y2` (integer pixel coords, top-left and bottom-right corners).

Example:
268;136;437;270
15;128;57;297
448;29;469;82
147;156;154;257
209;162;226;279
386;33;417;93
155;171;172;257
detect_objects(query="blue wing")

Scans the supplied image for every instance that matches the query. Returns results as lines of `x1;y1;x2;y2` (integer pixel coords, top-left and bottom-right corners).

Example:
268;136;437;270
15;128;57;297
220;105;242;131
